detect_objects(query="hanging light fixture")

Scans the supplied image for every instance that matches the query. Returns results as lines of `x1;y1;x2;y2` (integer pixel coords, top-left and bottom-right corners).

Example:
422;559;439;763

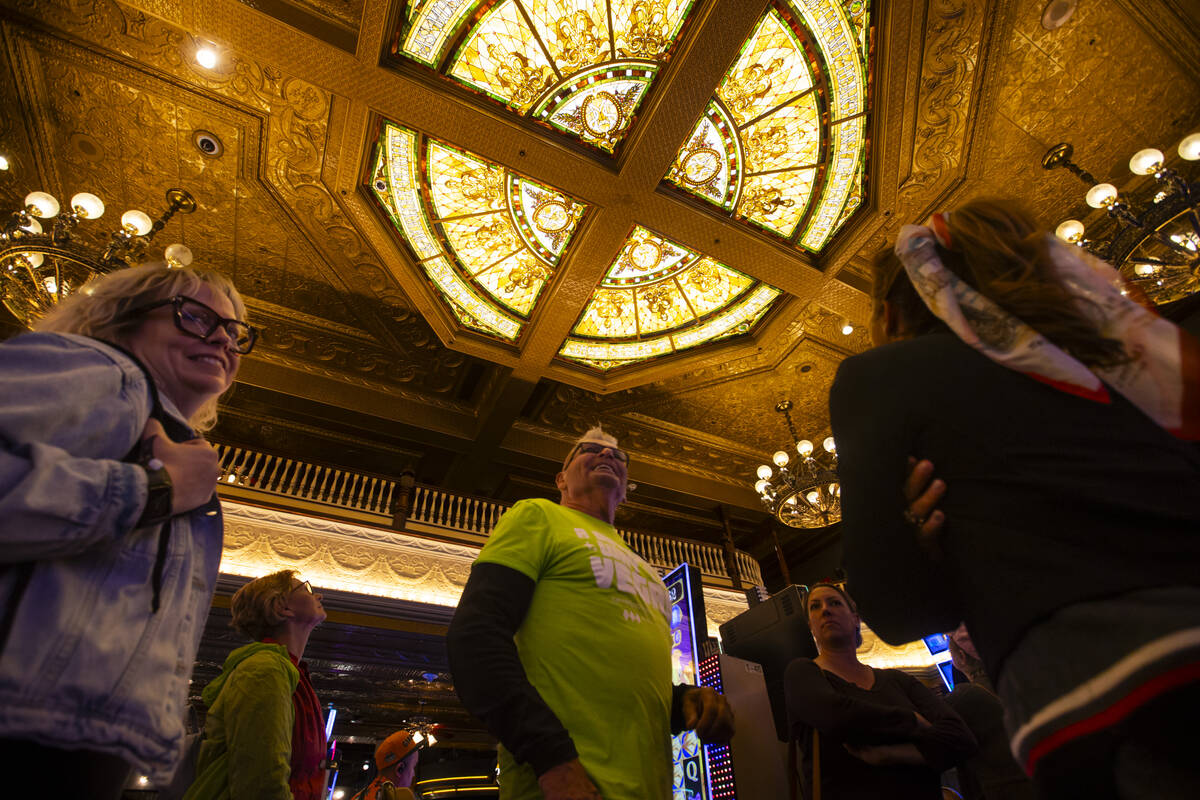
753;400;841;529
1;187;197;326
1043;137;1199;306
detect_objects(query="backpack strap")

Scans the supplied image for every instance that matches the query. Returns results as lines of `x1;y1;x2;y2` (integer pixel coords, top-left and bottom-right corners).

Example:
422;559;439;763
98;338;203;613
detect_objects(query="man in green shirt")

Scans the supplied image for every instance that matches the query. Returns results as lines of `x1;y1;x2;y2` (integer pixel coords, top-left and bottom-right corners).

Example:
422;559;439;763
448;427;734;800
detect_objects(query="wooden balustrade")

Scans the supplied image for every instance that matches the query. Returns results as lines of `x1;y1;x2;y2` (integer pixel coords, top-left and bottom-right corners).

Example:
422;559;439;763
213;443;764;587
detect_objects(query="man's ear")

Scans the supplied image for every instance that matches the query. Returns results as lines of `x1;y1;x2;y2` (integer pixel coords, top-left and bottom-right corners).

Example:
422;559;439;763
554;470;567;494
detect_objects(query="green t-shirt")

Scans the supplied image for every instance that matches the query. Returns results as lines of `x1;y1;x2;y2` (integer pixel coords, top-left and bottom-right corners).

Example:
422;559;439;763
476;498;674;800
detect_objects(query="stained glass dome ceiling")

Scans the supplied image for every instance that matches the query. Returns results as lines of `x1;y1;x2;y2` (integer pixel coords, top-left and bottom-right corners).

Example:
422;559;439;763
382;1;873;374
398;0;693;154
665;1;871;251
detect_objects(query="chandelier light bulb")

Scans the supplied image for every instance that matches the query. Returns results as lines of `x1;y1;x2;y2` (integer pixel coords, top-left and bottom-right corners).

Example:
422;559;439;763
755;479;770;494
1134;262;1158;277
1128;148;1163;176
1179;133;1200;161
0;154;9;170
411;731;425;745
19;217;42;234
426;733;438;747
165;243;194;268
772;450;790;467
756;464;773;480
24;191;60;218
797;439;814;457
19;251;45;268
1085;183;1119;209
841;322;853;335
805;490;820;505
1054;219;1085;243
42;277;58;294
823;436;836;453
195;45;219;69
70;192;105;219
121;209;153;236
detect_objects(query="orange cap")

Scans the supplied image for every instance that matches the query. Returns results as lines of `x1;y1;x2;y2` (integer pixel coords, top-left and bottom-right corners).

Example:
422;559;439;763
376;730;418;770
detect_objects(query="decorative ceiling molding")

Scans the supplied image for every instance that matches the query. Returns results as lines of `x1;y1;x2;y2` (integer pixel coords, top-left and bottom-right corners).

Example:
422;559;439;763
221;499;748;634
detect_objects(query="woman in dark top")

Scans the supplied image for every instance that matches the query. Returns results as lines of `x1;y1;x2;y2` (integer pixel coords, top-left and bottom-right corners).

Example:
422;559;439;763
785;583;976;799
830;199;1200;798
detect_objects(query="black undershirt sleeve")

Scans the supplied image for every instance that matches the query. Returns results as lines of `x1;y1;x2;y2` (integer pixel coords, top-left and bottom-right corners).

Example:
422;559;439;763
446;561;578;776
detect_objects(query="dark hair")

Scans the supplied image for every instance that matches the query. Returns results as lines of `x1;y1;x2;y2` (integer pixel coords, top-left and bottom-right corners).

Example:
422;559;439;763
807;582;863;648
872;198;1130;368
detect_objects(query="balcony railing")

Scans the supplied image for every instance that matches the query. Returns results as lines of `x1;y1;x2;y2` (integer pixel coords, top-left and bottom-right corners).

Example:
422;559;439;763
213;443;764;588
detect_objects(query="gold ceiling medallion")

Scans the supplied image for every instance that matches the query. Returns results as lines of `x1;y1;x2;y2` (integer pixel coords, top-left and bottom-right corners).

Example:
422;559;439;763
744;122;792;171
674;136;724;197
641;284;675;321
555;87;640;149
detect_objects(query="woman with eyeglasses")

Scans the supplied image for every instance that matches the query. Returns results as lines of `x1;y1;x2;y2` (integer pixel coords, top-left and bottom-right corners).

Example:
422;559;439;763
0;262;256;798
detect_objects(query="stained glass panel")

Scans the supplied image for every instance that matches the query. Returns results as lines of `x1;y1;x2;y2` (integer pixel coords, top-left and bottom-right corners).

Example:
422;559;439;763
369;121;586;341
666;0;871;251
399;1;697;154
559;227;780;369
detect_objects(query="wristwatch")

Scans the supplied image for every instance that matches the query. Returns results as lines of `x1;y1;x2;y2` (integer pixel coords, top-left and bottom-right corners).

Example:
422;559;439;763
137;457;174;528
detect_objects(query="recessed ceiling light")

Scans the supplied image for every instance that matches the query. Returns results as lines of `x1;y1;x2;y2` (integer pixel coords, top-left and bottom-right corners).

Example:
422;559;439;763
1041;0;1076;30
195;45;218;69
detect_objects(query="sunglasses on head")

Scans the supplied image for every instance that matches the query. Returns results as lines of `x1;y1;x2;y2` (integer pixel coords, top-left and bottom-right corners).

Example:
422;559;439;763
124;294;258;354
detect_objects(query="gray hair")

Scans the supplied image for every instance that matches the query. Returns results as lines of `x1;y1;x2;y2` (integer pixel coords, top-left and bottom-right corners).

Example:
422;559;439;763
562;425;619;469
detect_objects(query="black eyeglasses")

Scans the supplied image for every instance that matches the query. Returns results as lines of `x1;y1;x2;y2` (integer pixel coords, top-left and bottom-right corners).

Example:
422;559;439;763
125;295;258;354
568;441;629;465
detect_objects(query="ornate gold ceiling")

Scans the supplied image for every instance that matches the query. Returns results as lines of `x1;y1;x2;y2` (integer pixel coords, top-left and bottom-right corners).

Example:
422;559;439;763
0;0;1197;514
375;1;873;372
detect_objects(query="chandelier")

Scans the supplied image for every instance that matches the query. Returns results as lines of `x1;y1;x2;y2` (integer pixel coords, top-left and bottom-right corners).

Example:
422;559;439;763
1044;134;1199;306
1;187;198;326
406;696;439;748
753;400;841;529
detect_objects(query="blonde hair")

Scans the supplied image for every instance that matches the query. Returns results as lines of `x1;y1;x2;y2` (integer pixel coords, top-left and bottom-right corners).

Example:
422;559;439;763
230;569;295;641
33;263;248;431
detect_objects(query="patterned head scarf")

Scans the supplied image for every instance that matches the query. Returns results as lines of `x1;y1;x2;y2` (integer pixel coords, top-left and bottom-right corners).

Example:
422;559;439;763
893;217;1200;439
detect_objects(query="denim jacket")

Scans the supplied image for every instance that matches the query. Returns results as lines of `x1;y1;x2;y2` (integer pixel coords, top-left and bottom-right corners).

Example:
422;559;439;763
0;332;224;780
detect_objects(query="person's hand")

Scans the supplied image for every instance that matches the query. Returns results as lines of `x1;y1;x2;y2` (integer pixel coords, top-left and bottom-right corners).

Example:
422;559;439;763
681;686;735;743
141;418;221;514
904;457;946;556
536;759;603;800
913;711;931;728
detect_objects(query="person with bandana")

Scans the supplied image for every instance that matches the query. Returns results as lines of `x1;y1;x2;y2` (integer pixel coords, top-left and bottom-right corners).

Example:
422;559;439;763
828;198;1200;798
